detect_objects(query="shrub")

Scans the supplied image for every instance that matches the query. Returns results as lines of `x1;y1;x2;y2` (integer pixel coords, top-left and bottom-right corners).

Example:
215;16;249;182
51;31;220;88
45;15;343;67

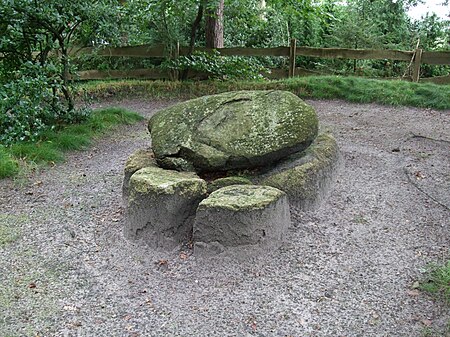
163;50;268;80
0;62;92;146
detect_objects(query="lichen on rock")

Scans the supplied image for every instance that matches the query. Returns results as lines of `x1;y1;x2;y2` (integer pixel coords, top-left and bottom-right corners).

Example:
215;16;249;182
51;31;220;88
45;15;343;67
129;166;206;197
122;148;158;203
193;184;290;253
149;90;319;172
206;176;253;194
254;130;341;210
125;166;207;249
198;184;287;212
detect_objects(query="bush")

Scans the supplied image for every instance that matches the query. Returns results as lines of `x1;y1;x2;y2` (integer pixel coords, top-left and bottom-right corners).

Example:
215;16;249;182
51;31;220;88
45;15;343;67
163;50;268;80
0;62;92;146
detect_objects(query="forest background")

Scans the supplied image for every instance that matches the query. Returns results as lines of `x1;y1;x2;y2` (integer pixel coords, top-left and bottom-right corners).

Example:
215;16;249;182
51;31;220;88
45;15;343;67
0;0;449;146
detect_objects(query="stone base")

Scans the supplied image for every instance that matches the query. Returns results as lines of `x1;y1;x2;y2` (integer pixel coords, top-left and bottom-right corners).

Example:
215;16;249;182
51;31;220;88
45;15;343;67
122;148;157;204
122;130;340;253
254;130;342;211
125;167;207;249
193;185;290;255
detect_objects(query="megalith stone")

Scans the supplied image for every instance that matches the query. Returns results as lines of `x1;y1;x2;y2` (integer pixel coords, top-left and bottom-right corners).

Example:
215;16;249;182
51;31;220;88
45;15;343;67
149;90;319;172
193;185;290;254
206;176;253;194
254;130;342;210
125;166;207;249
122;148;157;203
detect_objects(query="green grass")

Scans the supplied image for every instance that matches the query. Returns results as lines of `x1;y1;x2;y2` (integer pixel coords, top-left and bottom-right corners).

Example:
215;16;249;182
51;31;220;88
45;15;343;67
77;76;450;110
421;260;450;305
0;146;19;179
0;107;143;179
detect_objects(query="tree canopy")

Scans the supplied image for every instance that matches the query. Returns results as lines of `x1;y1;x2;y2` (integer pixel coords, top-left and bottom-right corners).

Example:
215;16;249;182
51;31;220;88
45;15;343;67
0;0;448;144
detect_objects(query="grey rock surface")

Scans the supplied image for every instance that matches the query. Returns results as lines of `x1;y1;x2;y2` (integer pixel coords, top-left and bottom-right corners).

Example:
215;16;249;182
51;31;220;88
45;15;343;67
149;90;318;172
125;166;207;249
122;148;157;203
194;185;290;254
206;176;253;194
254;129;342;210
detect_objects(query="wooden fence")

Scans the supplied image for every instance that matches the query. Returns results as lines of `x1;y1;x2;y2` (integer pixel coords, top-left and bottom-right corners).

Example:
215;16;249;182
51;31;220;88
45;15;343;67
70;39;450;84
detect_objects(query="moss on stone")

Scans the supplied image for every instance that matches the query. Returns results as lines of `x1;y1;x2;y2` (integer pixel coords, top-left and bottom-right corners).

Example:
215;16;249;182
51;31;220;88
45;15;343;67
207;176;253;194
124;148;157;175
156;157;195;172
257;130;340;201
149;90;318;172
129;166;207;197
198;184;286;211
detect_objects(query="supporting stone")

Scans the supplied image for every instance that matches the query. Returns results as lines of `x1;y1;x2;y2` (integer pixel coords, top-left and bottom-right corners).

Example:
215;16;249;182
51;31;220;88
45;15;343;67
254;130;341;211
125;167;207;249
193;185;290;255
206;176;253;194
122;148;157;204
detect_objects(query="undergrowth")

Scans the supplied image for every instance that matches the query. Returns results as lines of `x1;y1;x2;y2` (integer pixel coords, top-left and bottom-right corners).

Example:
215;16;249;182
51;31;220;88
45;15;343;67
77;76;450;110
421;260;450;305
0;108;143;179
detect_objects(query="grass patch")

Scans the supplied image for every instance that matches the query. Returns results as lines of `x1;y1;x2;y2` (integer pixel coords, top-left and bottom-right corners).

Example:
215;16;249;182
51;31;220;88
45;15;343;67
77;76;450;110
421;260;450;305
0;146;19;179
0;107;143;179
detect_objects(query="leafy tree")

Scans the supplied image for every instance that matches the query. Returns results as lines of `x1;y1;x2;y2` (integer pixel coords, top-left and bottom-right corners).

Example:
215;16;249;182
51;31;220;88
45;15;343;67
0;0;119;144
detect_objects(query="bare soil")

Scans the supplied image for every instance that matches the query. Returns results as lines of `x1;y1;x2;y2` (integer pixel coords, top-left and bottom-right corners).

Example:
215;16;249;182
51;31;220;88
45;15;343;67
0;98;449;337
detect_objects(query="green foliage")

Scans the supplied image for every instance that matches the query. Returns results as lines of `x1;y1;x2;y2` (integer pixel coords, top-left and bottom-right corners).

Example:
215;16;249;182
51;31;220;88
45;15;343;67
164;50;267;80
0;62;59;145
0;0;122;147
0;108;143;179
421;260;450;304
10;142;65;164
0;62;94;146
0;146;19;179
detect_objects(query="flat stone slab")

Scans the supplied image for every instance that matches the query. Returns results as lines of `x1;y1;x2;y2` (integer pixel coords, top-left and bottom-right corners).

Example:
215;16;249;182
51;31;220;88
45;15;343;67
125;167;207;249
149;90;318;172
206;176;252;194
254;130;342;210
193;185;290;254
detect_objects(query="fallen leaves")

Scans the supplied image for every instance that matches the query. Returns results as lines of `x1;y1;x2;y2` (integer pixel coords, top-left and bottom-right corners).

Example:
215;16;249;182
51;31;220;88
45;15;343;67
414;171;425;180
155;259;168;267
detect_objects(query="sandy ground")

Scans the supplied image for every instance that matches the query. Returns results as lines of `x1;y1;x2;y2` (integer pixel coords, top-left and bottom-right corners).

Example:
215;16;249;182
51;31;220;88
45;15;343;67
0;98;449;337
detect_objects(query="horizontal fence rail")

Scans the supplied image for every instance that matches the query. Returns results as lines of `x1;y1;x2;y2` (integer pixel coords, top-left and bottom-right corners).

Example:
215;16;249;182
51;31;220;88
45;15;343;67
62;40;450;83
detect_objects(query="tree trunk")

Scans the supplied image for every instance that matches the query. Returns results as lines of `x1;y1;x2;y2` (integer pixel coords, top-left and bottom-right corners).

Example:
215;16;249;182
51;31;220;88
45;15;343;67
205;0;224;48
181;2;204;80
59;43;74;112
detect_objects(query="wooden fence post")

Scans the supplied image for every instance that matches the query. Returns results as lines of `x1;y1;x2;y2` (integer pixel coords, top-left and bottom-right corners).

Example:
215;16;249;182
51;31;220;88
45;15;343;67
170;41;180;81
289;38;296;78
412;48;423;82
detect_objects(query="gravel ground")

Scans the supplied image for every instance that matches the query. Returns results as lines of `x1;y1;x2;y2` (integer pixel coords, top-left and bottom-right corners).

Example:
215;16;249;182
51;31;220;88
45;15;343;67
0;98;449;337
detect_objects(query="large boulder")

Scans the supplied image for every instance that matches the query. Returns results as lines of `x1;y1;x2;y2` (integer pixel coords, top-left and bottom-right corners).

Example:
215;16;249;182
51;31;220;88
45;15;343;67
125;167;207;249
149;90;318;172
